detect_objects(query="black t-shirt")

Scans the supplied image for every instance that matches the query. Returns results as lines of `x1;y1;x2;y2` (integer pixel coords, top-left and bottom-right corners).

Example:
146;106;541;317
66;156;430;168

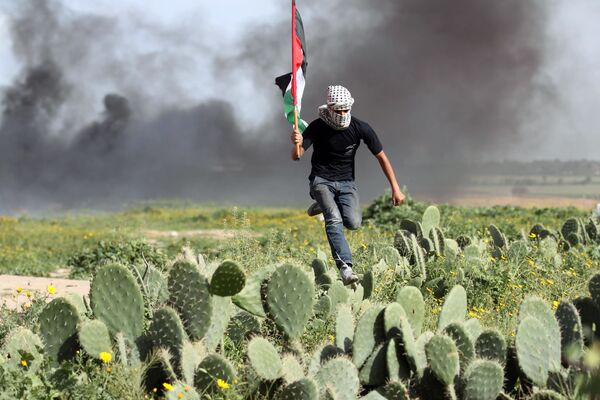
302;116;383;181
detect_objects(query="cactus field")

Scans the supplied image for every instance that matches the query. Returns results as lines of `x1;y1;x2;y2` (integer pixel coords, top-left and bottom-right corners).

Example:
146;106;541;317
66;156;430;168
1;193;600;399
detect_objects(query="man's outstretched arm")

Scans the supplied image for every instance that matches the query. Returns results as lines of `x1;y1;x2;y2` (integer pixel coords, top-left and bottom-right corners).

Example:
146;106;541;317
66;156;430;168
375;151;405;206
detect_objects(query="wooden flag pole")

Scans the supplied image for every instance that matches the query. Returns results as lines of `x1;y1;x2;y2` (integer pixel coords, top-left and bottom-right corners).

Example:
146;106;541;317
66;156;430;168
294;107;300;157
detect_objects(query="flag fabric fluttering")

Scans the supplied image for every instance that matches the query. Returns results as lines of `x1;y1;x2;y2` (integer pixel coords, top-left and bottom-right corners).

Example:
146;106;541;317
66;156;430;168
275;0;308;133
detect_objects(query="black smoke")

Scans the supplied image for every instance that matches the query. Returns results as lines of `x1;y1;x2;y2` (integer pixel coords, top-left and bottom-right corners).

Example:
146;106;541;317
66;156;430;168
0;0;556;212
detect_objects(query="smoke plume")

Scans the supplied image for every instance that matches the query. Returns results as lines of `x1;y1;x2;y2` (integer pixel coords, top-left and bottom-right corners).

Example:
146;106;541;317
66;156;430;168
0;0;556;212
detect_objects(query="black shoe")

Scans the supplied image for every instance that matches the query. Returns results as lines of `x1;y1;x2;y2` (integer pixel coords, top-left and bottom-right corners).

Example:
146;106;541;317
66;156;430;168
307;202;323;217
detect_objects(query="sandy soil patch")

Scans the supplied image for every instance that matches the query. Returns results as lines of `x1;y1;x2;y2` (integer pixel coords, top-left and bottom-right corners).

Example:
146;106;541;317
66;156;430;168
1;275;89;310
143;229;260;240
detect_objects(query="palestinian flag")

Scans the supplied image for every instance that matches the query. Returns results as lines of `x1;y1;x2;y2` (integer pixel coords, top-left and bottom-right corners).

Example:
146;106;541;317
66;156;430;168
275;0;308;133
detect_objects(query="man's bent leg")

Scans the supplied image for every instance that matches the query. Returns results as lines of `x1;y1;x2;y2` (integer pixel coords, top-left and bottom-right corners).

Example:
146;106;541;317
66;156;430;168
310;179;353;269
338;181;362;231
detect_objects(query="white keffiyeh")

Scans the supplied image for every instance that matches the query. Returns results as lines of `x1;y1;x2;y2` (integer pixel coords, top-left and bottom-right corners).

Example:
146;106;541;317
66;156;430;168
318;85;354;130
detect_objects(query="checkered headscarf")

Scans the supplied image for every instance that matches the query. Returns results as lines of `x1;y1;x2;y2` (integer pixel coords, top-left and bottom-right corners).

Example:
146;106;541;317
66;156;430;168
318;85;354;130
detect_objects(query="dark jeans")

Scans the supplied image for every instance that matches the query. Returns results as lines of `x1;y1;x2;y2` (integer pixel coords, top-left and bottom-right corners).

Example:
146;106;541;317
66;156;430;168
310;175;362;269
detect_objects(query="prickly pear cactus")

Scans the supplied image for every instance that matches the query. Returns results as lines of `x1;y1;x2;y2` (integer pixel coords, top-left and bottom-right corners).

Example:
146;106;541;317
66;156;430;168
589;273;600;307
281;354;304;383
359;344;388;386
2;327;43;372
209;260;246;296
90;263;145;341
147;307;186;369
165;381;200;400
425;335;460;386
555;300;584;363
194;354;236;394
352;304;386;368
276;378;318;400
232;266;274;317
247;337;283;380
444;322;475;369
561;218;581;240
265;264;315;339
463;359;504;400
437;285;467;331
396;285;424;337
516;316;554;387
314;294;332;319
202;295;232;352
315;357;360;400
422;205;441;236
168;261;212;340
383;380;409;400
429;227;446;257
335;304;354;353
519;297;561;372
78;319;112;359
401;219;423;239
39;297;80;364
394;230;413;258
475;329;506;365
180;340;202;386
489;224;507;249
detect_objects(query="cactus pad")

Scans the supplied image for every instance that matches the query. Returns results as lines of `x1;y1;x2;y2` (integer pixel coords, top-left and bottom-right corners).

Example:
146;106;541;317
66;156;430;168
39;297;80;363
359;344;388;386
315;357;360;400
352;304;386;368
395;285;424;337
248;337;283;380
314;294;332;319
194;353;236;394
437;285;467;331
203;295;232;352
232;266;273;317
209;260;246;296
444;322;475;369
489;224;507;248
425;335;460;386
516;316;552;387
180;340;202;385
589;273;600;307
475;329;506;365
147;307;186;369
78;319;112;359
422;205;441;236
384;380;409;400
335;304;354;353
394;230;413;258
168;261;212;341
519;297;561;372
281;354;304;383
555;300;584;363
90;263;145;341
464;359;504;400
2;327;43;372
266;264;315;339
276;379;318;400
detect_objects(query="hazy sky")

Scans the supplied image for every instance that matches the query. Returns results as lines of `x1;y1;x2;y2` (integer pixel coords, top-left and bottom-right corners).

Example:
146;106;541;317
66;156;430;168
1;0;599;160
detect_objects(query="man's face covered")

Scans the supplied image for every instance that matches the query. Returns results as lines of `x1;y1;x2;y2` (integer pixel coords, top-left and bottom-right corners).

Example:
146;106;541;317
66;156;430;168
319;85;354;130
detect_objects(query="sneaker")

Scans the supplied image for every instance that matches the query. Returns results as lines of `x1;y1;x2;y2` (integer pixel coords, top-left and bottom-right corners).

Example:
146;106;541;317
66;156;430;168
307;202;323;217
340;265;359;286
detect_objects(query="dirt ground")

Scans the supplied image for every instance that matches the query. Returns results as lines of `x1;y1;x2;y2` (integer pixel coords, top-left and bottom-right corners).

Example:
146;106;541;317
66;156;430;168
1;274;89;311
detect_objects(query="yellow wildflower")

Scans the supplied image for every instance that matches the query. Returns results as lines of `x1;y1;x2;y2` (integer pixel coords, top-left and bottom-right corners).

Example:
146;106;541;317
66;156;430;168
178;394;183;399
47;285;56;295
163;383;174;391
184;386;190;392
25;291;32;298
21;360;27;367
546;279;554;285
152;388;157;393
106;367;112;372
16;287;23;293
552;300;559;310
217;379;230;389
328;334;334;341
99;352;112;363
